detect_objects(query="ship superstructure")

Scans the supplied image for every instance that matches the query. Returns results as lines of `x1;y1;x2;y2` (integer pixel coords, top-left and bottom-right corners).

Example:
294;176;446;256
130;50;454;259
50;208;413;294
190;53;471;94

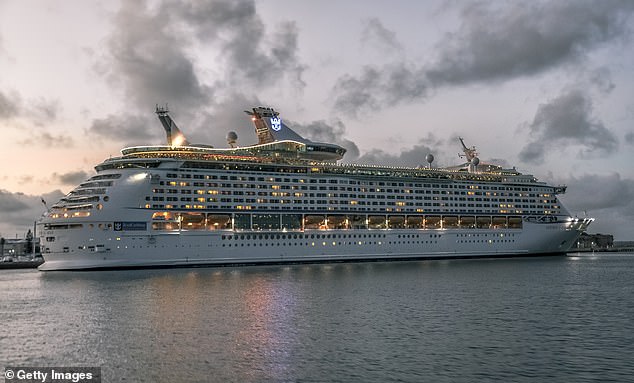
38;107;592;270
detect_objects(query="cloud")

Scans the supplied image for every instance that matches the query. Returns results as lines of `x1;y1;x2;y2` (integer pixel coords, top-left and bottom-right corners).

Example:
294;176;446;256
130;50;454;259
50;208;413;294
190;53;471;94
352;142;437;168
174;0;306;90
0;89;61;150
341;133;517;169
587;67;615;94
625;132;634;145
333;64;430;117
556;173;634;239
333;1;634;116
52;171;91;185
0;90;20;119
87;113;159;146
332;67;383;118
341;133;453;168
426;1;633;86
18;131;74;148
189;92;262;147
562;173;634;212
0;90;59;123
29;99;60;123
0;190;64;237
0;190;30;213
518;89;618;164
101;1;213;112
41;132;73;147
17;176;34;185
98;0;305;111
94;0;307;140
361;18;402;53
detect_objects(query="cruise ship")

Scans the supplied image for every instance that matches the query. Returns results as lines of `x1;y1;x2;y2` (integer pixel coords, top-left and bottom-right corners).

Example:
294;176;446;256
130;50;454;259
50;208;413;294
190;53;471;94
38;106;593;270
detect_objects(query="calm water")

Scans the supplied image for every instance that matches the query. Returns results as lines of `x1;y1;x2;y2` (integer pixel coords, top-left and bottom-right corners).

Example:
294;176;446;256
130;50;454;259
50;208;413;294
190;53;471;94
1;253;633;382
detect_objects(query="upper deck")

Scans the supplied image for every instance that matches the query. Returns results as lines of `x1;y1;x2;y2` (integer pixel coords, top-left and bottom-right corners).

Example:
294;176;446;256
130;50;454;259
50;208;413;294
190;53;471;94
97;106;554;189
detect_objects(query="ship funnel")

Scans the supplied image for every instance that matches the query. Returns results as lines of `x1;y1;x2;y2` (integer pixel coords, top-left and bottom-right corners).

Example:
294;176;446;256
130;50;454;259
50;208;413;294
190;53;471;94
156;105;190;147
245;106;278;144
245;106;307;144
244;105;347;161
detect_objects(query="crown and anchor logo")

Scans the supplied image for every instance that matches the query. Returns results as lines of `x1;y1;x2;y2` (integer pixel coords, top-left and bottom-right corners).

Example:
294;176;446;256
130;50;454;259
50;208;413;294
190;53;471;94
270;117;282;131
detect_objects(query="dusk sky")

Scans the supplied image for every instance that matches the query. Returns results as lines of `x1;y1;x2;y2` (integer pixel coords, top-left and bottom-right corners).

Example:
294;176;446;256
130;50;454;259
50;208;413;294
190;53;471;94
1;0;633;239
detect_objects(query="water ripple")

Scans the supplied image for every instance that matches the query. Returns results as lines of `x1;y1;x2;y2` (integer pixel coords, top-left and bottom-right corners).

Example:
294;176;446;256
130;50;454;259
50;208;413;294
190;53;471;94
1;254;633;382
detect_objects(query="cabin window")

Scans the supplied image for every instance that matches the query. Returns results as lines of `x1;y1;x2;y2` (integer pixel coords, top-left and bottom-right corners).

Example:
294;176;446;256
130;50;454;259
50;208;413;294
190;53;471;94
508;216;523;229
178;212;205;230
327;215;349;230
207;214;232;230
368;216;387;229
281;214;302;230
492;216;508;229
459;216;475;229
234;214;251;230
442;216;459;229
425;216;441;229
252;214;280;230
348;215;367;229
476;216;491;229
388;215;405;229
405;216;423;229
304;215;326;230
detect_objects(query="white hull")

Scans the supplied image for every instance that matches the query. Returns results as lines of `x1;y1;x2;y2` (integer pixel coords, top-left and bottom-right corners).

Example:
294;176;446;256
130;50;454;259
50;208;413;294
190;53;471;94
38;222;584;271
37;106;593;271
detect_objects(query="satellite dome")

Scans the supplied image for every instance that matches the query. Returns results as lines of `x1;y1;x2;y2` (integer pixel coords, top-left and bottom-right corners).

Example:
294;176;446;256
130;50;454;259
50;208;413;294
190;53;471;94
226;131;238;148
472;157;480;166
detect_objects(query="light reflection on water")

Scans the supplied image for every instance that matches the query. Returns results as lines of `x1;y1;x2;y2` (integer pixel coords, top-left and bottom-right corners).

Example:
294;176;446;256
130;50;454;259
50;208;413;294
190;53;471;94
1;254;633;382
